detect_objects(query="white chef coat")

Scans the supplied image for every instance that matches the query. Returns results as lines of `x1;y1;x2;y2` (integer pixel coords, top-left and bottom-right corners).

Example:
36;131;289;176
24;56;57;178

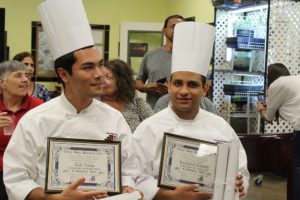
266;75;300;130
133;106;249;200
3;93;136;200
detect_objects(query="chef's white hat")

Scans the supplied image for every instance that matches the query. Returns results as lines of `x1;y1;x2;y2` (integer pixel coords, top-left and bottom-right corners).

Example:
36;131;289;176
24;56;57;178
38;0;94;60
172;22;215;77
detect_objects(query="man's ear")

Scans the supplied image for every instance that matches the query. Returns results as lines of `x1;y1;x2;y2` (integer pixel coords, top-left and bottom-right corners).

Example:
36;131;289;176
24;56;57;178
57;68;69;84
167;80;171;94
202;82;209;96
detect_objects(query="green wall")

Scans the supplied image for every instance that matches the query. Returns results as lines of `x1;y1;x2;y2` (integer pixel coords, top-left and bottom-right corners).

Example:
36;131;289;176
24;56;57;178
0;0;169;59
0;0;214;90
0;0;44;58
166;0;214;23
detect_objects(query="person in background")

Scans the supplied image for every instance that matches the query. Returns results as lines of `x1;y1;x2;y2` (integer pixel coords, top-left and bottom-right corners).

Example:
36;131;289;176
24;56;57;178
3;0;138;199
0;60;43;200
154;77;218;114
100;59;154;132
135;15;184;108
133;22;249;200
256;63;300;200
13;51;51;102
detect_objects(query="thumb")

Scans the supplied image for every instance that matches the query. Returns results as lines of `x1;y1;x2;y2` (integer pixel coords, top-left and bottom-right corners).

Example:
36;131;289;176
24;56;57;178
68;177;85;190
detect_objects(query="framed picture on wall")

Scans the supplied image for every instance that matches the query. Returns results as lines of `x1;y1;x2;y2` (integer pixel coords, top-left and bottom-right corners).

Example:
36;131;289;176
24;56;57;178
31;22;110;81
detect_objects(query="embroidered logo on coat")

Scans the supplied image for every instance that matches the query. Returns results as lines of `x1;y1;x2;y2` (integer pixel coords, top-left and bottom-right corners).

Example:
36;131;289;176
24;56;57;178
104;132;118;141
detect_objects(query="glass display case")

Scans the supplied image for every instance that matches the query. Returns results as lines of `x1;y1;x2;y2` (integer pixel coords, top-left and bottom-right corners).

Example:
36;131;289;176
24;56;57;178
212;3;268;134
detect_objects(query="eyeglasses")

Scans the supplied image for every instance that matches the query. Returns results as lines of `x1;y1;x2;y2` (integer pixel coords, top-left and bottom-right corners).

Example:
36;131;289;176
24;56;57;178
24;63;34;67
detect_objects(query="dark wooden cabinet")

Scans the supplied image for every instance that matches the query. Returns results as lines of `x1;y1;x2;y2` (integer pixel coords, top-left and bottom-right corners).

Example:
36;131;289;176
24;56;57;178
240;133;293;200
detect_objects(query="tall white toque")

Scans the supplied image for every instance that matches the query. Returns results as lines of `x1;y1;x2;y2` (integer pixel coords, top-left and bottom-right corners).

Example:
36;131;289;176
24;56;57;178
38;0;94;60
171;22;215;77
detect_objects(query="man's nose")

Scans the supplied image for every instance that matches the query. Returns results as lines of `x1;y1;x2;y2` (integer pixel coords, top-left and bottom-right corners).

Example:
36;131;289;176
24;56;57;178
94;66;103;77
95;66;106;85
179;85;189;95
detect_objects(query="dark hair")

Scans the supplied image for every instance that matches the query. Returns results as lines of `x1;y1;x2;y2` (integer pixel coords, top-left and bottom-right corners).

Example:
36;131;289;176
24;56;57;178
103;59;135;102
267;63;290;87
53;51;75;86
13;51;33;62
54;51;76;75
163;15;184;28
54;46;94;85
170;73;206;86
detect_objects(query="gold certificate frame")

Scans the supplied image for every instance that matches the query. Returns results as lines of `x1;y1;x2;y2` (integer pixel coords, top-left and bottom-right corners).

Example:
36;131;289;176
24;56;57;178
45;137;121;195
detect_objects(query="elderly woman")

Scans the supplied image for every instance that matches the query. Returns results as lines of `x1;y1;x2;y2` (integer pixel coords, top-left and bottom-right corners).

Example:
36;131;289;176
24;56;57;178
100;59;154;132
13;52;51;102
0;60;43;200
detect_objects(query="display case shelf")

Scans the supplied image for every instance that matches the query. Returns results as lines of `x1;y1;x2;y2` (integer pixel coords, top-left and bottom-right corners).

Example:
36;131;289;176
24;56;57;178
226;37;265;50
214;69;264;75
229;112;257;118
213;5;268;134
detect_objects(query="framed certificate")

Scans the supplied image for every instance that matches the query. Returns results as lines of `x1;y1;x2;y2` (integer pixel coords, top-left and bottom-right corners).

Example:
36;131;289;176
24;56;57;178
45;137;122;194
158;133;219;192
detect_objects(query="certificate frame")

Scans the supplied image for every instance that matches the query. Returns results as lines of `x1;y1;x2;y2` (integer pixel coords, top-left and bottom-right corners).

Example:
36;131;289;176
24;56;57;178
158;133;218;192
45;137;121;195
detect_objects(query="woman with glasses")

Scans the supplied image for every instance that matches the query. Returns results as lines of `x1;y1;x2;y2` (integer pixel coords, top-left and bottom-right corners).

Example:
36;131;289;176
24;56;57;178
100;59;154;132
13;52;51;102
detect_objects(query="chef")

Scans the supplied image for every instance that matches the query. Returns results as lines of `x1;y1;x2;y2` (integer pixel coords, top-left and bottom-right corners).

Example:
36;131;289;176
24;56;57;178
3;0;136;199
133;22;249;200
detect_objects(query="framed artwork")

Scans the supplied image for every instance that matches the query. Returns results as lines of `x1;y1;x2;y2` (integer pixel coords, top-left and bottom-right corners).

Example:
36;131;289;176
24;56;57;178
31;22;110;81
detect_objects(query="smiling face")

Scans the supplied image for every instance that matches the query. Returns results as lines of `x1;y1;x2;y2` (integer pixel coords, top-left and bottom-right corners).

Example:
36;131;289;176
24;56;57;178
168;71;203;120
100;67;118;98
58;47;104;100
0;70;29;98
21;56;35;80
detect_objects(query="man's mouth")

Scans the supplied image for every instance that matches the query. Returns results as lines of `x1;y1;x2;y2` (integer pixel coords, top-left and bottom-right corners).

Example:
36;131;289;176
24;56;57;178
177;98;191;103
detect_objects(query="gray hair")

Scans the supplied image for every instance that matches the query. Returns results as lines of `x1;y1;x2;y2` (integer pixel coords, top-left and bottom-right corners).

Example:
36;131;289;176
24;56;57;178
0;60;26;79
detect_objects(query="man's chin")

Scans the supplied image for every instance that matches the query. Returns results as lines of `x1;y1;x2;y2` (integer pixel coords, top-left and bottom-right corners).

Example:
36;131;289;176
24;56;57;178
90;93;100;97
178;108;193;112
173;105;193;112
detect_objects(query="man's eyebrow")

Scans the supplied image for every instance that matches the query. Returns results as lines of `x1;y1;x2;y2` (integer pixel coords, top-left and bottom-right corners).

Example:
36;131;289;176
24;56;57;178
172;78;182;81
188;80;199;83
81;61;96;66
188;80;200;84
